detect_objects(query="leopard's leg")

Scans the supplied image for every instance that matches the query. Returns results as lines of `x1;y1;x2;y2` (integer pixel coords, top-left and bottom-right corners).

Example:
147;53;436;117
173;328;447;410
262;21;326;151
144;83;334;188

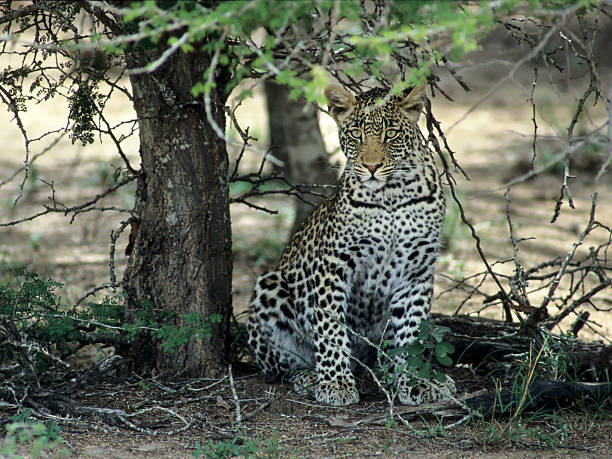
309;264;360;406
388;271;456;405
247;271;314;383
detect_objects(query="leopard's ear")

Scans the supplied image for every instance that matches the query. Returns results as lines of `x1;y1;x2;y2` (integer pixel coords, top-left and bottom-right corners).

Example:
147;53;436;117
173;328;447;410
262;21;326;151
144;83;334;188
400;84;426;122
325;85;357;124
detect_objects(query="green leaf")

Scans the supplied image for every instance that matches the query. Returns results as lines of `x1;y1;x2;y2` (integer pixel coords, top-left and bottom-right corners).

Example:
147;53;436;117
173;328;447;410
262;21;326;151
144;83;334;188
434;342;455;366
433;371;447;383
191;81;205;97
390;342;424;357
180;43;195;53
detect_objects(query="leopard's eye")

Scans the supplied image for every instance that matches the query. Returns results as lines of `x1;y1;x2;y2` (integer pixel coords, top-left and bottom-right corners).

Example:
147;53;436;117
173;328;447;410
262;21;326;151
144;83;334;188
384;128;399;141
348;128;362;140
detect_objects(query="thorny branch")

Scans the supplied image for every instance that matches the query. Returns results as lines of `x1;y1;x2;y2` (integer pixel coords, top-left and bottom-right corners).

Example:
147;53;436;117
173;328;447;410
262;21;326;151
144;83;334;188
0;175;137;228
436;3;612;333
441;192;611;340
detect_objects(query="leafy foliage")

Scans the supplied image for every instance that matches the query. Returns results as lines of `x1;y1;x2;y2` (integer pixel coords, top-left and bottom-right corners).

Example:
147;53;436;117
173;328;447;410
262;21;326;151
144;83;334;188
1;409;66;458
101;0;560;103
0;269;223;382
67;81;104;145
381;320;455;386
193;429;282;459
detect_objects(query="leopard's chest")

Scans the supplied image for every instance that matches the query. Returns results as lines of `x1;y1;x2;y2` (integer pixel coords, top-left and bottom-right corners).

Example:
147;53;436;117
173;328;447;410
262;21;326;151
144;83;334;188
337;202;440;329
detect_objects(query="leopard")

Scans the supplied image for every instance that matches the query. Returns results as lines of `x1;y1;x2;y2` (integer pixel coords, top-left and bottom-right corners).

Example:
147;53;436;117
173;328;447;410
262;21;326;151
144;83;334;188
247;83;455;406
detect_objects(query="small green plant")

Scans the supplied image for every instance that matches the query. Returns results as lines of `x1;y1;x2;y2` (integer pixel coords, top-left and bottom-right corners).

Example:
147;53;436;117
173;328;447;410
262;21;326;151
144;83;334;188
0;268;227;384
0;269;72;374
193;430;281;459
123;299;222;354
1;410;67;458
478;414;565;449
383;320;455;387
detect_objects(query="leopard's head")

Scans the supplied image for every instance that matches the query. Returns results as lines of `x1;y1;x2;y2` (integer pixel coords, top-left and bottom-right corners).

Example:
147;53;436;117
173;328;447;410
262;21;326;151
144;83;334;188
325;84;425;190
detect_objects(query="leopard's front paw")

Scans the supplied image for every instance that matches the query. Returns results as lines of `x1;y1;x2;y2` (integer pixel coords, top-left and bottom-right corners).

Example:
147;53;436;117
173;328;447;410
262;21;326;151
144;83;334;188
397;374;456;406
315;380;359;406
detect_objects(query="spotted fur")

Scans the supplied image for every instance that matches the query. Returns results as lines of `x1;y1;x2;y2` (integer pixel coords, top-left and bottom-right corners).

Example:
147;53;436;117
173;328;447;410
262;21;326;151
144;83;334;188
247;84;455;406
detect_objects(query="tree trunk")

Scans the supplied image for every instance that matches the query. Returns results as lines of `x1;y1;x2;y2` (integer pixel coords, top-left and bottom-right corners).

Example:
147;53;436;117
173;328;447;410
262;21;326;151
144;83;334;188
264;80;290;174
264;81;336;235
121;48;232;377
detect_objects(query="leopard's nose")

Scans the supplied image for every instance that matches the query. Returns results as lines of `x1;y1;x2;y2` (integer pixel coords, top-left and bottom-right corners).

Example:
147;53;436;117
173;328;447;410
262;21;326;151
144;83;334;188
365;163;382;173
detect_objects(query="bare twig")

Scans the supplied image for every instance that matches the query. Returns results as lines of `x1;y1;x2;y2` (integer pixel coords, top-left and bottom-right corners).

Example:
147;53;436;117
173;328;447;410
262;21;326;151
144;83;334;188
228;364;242;426
531;194;599;325
446;4;581;134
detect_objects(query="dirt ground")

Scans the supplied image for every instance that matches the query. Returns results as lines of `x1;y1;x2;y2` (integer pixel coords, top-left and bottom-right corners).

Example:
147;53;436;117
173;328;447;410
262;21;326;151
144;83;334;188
1;27;612;457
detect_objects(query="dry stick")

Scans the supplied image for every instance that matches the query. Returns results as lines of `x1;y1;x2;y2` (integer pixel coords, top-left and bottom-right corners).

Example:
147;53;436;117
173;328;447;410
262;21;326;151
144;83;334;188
0;85;30;190
448;178;513;321
443;272;490;316
228;364;242;426
552;22;603;223
0;131;66;190
227;105;328;209
443;412;473;431
185;376;229;393
0;175;136;227
51;313;148;333
351;354;395;420
564;22;609;182
550;276;612;330
504;190;531;313
425;95;512;318
499;132;604;191
32;410;118;434
533;193;598;323
229;180;323;211
202;39;282;168
344;319;478;423
125;406;193;436
0;2;54;26
240;400;273;422
94;106;139;175
427;103;467;179
529;67;538;167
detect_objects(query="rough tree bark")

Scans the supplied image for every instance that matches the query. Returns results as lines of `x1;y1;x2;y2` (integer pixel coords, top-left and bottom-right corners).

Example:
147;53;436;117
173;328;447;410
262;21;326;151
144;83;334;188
264;81;336;235
121;47;232;377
